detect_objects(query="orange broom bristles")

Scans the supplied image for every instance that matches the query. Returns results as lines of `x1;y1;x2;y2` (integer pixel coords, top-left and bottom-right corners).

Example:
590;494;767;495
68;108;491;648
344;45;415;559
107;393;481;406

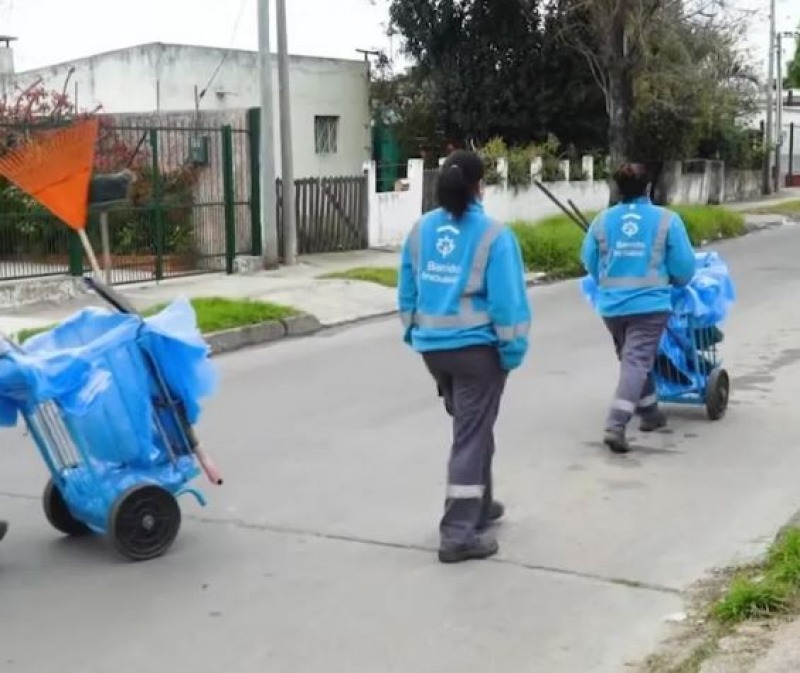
0;118;99;231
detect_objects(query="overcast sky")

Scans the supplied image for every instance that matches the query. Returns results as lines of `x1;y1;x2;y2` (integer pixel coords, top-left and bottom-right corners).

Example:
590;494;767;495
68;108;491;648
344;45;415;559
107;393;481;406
2;0;799;77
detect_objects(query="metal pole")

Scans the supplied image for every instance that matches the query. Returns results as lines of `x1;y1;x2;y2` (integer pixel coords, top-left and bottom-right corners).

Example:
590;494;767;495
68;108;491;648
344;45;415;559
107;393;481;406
776;32;783;191
258;0;280;268
99;211;112;285
276;0;297;265
763;0;776;195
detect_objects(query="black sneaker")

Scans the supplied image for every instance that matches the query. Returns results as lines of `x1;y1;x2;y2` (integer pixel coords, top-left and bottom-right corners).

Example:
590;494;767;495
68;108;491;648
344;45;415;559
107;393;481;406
0;520;7;542
603;428;630;454
640;410;667;433
438;536;499;564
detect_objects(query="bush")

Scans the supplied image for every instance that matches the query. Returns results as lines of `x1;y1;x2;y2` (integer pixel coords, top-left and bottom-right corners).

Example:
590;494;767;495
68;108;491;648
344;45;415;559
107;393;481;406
510;215;590;277
511;204;745;275
674;206;746;246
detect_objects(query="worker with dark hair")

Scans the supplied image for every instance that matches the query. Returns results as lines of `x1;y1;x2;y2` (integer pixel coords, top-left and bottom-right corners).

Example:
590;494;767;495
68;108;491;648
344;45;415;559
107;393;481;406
398;149;531;564
581;162;696;453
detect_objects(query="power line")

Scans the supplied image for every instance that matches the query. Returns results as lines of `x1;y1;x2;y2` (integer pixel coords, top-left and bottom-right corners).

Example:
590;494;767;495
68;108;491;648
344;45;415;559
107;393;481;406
198;0;249;104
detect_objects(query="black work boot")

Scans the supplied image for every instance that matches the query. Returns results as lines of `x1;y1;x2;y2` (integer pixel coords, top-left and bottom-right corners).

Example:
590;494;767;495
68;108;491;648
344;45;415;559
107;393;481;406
478;501;505;530
0;520;7;542
603;427;630;454
639;409;667;433
439;534;499;564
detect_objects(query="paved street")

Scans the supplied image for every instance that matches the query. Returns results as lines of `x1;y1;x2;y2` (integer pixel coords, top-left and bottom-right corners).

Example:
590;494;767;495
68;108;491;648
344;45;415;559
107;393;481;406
2;224;800;673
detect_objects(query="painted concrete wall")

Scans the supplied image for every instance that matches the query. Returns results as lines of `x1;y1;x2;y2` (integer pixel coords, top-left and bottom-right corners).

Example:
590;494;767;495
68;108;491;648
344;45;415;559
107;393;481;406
366;158;765;249
15;43;371;179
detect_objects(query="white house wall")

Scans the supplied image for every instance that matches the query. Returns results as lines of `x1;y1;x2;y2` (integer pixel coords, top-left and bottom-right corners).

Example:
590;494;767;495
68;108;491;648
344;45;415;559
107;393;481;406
14;43;371;179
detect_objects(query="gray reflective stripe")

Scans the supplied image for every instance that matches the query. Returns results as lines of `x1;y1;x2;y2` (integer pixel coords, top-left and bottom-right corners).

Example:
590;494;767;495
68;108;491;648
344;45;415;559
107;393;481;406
464;220;505;295
408;219;422;273
649;209;672;275
415;298;490;329
400;311;414;328
447;484;484;499
598;208;673;290
612;398;636;413
601;275;669;289
594;213;608;256
495;321;530;341
637;394;658;409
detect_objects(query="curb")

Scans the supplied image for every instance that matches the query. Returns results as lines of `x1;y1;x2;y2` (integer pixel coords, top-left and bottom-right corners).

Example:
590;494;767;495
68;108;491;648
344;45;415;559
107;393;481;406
205;313;322;356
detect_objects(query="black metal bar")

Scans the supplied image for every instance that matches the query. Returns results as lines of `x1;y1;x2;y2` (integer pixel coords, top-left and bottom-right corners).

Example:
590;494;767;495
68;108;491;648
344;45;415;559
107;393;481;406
567;198;591;229
533;180;587;231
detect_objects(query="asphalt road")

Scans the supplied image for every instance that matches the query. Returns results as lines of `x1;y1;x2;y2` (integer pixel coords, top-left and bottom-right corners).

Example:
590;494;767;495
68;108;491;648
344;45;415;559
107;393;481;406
2;224;800;673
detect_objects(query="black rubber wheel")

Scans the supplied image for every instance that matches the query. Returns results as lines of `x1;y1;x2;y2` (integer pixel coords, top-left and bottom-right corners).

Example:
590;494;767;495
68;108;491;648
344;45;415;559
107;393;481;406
705;367;730;421
42;479;92;537
109;485;181;562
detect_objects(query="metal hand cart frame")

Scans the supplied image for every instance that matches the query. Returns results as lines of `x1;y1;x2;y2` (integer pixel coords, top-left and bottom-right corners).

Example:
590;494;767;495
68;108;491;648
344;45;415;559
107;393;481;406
5;277;222;561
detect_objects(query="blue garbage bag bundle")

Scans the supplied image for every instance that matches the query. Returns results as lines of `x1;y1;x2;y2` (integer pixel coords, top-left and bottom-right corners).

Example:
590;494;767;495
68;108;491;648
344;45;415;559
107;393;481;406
580;251;736;396
0;299;218;501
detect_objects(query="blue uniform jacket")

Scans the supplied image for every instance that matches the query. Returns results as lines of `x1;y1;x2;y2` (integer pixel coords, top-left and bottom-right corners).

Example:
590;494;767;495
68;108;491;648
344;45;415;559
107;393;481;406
397;201;531;371
580;197;696;317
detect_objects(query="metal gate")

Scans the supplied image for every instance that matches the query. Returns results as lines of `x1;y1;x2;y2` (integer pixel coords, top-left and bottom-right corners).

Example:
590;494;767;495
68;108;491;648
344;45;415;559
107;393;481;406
0;118;260;284
276;175;368;255
422;168;439;213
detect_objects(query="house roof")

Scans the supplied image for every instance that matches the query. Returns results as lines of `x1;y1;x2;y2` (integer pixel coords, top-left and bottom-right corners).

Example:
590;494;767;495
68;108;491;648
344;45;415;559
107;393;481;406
17;41;364;75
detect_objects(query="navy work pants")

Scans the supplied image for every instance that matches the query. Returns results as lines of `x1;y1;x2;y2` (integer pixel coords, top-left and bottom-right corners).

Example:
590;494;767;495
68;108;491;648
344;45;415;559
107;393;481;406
423;346;507;549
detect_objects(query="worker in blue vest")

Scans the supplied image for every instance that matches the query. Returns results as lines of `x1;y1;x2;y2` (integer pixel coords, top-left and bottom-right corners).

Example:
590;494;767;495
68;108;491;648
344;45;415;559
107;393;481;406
581;162;696;454
398;150;531;564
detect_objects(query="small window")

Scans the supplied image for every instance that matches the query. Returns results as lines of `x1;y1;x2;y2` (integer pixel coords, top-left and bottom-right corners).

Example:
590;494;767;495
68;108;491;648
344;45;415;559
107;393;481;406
315;115;339;154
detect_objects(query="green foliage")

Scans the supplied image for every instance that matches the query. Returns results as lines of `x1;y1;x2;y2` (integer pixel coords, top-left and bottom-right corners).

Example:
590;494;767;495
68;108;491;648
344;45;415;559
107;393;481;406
510;216;589;277
511;205;744;276
713;529;800;625
322;266;399;287
788;25;800;89
385;0;608;151
479;135;566;188
673;206;746;245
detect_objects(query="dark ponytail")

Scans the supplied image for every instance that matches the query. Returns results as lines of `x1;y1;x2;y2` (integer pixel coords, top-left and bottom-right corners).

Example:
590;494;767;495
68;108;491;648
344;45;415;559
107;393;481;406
437;150;484;219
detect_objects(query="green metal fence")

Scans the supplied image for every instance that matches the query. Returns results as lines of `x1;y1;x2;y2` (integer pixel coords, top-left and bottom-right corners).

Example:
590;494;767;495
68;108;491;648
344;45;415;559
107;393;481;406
0;118;261;284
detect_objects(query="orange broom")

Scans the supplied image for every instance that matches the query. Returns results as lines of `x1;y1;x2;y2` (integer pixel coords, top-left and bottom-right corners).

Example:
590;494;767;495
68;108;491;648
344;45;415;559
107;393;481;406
0;118;104;275
0;119;224;486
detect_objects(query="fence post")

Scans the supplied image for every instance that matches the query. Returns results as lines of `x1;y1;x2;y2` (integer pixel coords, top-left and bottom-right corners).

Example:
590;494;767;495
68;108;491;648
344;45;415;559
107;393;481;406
221;124;236;275
68;231;83;276
149;129;164;281
789;123;795;186
246;108;263;257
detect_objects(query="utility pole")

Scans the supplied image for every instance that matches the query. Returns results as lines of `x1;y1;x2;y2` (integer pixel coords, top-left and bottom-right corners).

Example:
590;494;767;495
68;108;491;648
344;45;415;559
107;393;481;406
276;0;297;265
258;0;279;268
763;0;776;195
776;32;784;191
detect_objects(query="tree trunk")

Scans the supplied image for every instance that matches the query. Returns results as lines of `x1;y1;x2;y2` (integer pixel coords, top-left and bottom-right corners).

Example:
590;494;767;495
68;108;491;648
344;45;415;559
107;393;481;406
606;0;634;206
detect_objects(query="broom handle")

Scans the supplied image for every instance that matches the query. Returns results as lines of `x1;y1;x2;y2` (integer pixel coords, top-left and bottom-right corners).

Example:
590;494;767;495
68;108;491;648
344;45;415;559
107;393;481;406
78;229;103;278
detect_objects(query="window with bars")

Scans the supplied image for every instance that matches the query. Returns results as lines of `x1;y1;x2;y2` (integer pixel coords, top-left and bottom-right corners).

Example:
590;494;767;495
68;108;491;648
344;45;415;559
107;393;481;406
314;115;339;154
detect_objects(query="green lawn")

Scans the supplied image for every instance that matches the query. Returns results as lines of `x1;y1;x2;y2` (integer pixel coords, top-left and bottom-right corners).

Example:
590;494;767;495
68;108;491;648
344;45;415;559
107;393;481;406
16;296;298;344
744;199;800;217
321;266;399;288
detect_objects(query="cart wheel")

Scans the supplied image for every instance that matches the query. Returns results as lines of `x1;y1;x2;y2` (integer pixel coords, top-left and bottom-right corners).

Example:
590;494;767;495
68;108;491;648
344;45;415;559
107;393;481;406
705;368;730;421
109;485;181;562
43;479;92;537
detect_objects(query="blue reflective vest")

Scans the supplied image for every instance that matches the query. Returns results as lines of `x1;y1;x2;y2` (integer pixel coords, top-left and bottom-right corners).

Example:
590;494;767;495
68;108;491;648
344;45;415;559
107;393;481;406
397;201;531;371
580;196;696;317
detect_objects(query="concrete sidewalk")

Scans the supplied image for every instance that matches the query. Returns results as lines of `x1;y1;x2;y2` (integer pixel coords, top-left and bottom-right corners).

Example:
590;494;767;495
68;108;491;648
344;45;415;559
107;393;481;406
0;249;403;337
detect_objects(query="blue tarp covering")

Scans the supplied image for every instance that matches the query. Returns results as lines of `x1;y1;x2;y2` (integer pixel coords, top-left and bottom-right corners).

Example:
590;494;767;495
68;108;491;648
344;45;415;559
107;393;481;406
580;252;736;398
0;299;217;530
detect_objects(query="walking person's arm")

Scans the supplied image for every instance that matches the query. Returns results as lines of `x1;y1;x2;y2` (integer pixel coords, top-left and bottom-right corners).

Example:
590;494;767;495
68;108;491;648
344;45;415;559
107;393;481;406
580;217;601;281
665;213;696;287
486;229;532;371
397;228;418;345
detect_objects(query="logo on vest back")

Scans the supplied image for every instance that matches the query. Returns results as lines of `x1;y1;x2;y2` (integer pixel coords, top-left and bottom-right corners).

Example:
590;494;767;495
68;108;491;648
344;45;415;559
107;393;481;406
436;235;456;257
621;221;639;237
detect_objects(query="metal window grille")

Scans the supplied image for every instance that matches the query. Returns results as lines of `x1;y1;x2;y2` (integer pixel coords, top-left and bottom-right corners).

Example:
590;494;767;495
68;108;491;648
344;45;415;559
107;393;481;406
314;116;339;154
